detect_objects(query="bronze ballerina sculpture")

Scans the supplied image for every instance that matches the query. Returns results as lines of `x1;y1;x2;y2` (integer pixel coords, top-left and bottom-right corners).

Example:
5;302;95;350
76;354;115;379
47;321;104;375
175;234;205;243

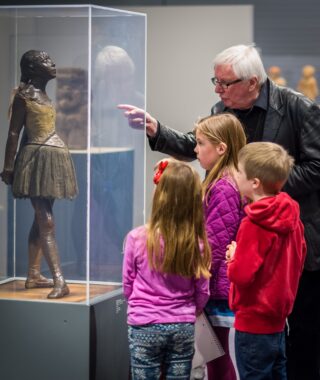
1;50;78;298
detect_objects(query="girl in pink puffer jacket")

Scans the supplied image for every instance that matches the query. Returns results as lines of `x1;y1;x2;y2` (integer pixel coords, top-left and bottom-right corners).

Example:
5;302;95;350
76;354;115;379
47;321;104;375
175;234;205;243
194;113;246;380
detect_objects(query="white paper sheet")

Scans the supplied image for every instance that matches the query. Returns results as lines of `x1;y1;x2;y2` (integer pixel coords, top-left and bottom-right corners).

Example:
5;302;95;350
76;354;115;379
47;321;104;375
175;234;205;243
192;312;225;368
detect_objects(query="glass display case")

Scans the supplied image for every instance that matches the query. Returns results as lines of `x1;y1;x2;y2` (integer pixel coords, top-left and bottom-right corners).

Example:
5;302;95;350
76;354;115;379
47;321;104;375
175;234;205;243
0;5;146;305
0;6;146;379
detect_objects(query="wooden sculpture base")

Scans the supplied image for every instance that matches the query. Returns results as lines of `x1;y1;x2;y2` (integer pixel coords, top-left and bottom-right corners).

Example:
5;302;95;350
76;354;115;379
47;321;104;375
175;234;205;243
0;279;121;302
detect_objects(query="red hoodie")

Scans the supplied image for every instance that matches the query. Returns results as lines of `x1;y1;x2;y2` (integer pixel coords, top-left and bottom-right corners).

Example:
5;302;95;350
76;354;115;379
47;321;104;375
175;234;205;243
227;192;306;334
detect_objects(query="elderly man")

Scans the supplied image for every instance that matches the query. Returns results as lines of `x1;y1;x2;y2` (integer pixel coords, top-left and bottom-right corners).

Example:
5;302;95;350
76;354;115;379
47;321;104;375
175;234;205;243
119;44;320;380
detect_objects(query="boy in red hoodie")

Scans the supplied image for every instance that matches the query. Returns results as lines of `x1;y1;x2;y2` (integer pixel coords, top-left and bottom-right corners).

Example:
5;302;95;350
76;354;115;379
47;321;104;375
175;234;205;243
226;142;306;380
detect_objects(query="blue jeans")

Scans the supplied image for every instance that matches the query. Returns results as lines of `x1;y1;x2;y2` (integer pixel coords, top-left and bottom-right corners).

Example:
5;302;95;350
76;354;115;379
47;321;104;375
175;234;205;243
235;330;287;380
128;323;195;380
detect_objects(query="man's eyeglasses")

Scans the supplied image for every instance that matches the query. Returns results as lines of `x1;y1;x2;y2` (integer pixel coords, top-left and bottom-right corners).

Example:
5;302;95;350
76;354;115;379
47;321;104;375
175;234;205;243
211;77;243;89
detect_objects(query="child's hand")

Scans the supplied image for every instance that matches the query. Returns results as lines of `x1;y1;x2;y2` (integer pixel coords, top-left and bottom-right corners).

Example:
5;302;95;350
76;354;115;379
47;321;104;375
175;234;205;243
195;309;202;317
226;241;237;262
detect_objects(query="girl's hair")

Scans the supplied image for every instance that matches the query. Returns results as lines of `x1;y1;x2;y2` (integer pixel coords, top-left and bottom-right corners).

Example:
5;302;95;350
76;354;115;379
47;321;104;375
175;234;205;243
213;44;268;85
195;113;246;201
147;160;211;279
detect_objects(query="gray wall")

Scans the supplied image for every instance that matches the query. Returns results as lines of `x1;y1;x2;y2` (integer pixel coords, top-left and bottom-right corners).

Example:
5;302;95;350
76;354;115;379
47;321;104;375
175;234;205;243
1;0;319;219
125;5;253;216
0;4;252;224
0;0;319;55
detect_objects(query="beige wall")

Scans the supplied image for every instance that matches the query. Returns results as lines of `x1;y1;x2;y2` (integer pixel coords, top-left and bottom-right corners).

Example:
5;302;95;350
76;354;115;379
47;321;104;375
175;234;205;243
126;5;253;219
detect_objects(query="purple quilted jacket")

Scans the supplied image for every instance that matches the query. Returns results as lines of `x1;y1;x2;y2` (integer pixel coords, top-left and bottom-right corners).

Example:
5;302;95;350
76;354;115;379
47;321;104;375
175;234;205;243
204;174;244;300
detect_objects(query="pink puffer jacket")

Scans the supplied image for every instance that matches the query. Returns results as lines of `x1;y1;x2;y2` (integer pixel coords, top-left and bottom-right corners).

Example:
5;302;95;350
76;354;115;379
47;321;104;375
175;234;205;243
204;175;244;299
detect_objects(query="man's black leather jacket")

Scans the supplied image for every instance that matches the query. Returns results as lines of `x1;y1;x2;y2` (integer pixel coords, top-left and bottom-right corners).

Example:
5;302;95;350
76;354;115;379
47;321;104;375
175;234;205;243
149;80;320;271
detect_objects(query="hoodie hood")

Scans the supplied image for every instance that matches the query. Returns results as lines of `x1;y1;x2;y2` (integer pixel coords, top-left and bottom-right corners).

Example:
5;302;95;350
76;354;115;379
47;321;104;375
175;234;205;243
244;192;300;234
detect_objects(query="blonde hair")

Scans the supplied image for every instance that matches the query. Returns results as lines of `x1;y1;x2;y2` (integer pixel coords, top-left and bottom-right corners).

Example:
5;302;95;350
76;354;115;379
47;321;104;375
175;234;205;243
195;113;247;201
238;142;294;193
147;160;211;279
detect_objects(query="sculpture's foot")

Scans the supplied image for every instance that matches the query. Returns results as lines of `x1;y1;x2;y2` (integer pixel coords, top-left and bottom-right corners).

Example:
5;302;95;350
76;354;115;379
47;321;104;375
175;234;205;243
47;277;70;299
25;274;54;289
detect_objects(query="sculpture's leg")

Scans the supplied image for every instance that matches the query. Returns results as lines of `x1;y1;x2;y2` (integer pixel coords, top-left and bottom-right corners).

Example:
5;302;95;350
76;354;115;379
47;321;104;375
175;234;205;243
31;197;70;299
25;218;54;289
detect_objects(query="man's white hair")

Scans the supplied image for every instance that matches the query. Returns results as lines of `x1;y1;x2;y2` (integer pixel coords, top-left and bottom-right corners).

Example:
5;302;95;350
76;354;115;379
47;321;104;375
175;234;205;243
213;44;267;85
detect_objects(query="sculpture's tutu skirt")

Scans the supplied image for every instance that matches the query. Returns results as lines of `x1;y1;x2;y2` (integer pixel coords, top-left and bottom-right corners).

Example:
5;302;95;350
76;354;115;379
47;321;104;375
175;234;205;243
12;143;78;199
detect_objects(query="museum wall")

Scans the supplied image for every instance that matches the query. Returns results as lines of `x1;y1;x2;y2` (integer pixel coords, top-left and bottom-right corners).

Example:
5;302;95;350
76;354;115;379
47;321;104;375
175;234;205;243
0;0;319;55
0;0;319;241
0;4;252;229
124;5;253;215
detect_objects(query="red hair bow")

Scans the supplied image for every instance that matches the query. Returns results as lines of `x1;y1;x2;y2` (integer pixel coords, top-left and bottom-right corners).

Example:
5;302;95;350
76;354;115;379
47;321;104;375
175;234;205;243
153;160;169;184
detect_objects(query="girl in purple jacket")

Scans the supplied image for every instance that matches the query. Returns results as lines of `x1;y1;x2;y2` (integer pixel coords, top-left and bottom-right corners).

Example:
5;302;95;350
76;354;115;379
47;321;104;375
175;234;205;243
194;113;246;380
123;159;211;380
